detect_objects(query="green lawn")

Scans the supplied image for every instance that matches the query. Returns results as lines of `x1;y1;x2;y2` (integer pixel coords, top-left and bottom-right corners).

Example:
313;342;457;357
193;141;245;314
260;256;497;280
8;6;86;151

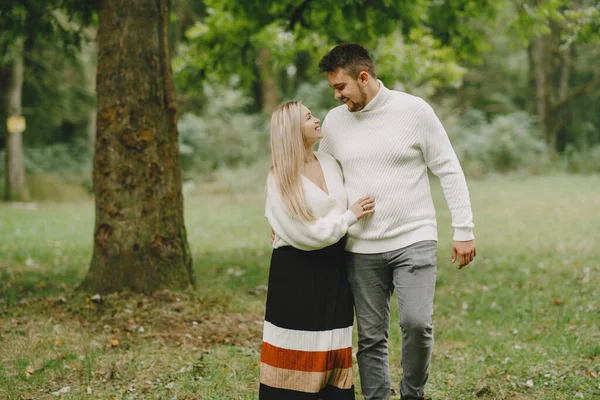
1;174;599;399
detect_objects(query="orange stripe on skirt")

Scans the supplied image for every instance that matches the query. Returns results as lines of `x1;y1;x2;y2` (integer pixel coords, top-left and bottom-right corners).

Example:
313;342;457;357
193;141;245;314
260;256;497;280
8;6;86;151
261;341;352;372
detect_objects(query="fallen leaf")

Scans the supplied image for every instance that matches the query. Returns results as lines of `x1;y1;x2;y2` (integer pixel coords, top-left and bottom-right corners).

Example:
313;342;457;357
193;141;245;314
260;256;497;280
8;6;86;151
52;386;70;396
525;379;534;388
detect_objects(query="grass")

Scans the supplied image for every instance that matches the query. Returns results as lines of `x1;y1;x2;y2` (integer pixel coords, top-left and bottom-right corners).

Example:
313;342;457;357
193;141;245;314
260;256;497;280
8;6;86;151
1;174;599;399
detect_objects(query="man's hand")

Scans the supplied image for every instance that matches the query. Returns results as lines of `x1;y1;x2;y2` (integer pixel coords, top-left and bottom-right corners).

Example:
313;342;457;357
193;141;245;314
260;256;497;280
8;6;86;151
452;240;476;269
271;228;275;244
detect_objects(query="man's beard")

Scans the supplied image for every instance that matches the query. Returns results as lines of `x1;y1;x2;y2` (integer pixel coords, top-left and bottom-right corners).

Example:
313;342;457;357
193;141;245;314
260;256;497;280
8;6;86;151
347;85;368;112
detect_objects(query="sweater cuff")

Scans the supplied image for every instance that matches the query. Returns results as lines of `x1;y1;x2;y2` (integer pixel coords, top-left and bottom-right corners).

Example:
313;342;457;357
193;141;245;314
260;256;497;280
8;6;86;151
453;228;474;241
343;209;358;226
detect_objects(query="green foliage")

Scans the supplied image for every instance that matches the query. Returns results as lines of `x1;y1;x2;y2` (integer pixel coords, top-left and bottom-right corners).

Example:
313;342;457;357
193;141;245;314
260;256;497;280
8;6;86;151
446;110;551;176
0;0;96;57
174;0;498;97
510;0;600;46
177;83;268;178
375;28;467;92
565;144;600;174
426;0;497;62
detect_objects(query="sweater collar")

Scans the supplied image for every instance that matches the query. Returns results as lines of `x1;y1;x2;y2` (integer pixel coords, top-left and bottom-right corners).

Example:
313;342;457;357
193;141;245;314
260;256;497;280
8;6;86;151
358;80;389;113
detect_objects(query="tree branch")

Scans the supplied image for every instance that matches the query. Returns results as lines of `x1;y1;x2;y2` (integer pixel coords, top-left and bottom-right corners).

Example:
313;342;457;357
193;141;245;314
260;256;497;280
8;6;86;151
553;69;600;111
289;0;313;30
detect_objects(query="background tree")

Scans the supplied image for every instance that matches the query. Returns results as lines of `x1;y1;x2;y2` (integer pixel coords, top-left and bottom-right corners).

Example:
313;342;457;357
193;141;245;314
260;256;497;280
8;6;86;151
511;0;600;152
0;0;94;200
4;37;27;201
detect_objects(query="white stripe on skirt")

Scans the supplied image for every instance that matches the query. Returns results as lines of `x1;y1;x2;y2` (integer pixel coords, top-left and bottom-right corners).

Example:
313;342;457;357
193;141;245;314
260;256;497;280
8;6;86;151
263;321;352;352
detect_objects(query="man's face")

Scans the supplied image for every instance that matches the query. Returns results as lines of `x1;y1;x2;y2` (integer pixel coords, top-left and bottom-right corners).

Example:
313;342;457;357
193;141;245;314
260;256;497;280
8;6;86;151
327;68;368;112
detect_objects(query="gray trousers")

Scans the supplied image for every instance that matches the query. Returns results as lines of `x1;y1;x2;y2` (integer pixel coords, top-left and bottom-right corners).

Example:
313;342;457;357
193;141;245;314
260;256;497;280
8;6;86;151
347;240;437;400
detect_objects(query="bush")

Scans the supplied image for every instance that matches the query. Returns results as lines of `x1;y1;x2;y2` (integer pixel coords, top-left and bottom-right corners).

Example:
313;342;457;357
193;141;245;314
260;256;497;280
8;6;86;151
445;109;551;177
0;142;93;200
565;145;600;174
177;83;268;179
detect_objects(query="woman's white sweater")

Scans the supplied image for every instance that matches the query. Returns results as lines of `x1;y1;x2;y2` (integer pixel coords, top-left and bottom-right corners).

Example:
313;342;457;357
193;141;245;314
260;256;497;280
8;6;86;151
266;152;358;251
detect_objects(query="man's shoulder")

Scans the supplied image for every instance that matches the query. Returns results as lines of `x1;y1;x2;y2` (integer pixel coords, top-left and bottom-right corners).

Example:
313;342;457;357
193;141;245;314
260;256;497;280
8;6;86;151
388;89;427;109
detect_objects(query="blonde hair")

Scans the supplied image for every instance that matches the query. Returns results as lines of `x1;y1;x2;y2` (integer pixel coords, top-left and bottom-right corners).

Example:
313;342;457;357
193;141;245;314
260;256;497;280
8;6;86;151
270;101;314;222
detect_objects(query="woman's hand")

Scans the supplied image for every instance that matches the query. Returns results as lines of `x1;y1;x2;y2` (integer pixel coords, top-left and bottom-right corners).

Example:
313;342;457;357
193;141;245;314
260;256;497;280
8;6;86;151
350;196;375;220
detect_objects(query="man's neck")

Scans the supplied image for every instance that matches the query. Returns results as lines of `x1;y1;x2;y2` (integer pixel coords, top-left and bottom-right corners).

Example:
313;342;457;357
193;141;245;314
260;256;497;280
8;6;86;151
364;79;381;107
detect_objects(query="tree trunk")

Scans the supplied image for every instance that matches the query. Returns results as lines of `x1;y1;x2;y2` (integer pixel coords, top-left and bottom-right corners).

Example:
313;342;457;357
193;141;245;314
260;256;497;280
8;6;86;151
526;44;536;115
532;34;552;148
258;47;279;115
5;37;28;202
552;45;572;151
87;109;97;148
80;0;193;293
81;30;98;148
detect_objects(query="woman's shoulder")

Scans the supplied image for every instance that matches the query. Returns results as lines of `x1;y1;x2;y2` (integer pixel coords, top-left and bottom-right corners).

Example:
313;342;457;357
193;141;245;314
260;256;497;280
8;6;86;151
315;151;342;173
314;151;337;165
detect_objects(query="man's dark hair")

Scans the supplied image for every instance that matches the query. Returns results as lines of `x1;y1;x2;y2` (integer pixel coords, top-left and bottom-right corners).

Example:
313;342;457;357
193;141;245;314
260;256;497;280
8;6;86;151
318;43;376;79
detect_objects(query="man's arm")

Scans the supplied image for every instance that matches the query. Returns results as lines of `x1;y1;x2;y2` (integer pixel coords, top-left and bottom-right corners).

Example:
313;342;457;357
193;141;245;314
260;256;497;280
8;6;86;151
418;100;476;268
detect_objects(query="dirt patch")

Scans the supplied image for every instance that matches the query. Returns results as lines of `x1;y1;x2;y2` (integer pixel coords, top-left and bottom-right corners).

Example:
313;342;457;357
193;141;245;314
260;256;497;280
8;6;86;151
2;289;264;351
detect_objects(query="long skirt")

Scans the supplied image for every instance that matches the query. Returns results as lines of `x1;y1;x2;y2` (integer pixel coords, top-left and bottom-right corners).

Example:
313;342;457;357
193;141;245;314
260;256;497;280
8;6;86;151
259;238;355;399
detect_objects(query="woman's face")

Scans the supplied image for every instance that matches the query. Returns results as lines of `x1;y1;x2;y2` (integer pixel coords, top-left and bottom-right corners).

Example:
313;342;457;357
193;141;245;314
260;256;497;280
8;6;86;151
300;105;322;147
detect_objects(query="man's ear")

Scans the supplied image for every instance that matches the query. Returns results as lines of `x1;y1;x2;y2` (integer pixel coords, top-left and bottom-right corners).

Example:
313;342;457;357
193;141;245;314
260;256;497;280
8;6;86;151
358;71;369;86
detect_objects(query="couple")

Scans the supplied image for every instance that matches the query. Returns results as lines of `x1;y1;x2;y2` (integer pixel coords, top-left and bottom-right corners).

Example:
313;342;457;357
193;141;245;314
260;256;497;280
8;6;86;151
259;44;476;400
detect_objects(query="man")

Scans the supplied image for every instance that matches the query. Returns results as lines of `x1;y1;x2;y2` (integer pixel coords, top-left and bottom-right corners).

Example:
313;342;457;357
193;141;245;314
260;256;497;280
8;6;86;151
317;43;476;400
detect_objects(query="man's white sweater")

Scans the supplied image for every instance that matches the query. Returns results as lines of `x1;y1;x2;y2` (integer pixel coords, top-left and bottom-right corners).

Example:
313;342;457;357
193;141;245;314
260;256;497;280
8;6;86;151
319;81;474;254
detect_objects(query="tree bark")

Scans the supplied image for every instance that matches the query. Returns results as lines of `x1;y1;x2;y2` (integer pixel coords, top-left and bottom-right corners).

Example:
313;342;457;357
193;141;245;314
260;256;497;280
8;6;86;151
551;45;572;151
80;0;193;293
5;37;28;202
258;47;279;115
532;34;552;148
81;30;98;148
87;108;97;148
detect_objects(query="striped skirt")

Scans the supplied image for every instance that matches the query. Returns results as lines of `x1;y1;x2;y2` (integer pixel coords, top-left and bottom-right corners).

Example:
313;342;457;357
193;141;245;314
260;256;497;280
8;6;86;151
259;239;355;399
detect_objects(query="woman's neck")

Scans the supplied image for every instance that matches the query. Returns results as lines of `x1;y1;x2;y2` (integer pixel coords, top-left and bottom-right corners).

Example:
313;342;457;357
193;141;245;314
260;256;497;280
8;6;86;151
303;147;316;164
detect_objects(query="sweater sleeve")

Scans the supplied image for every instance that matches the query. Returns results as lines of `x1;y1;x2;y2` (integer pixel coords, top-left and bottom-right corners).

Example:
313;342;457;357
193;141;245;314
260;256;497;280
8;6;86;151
418;101;475;241
265;175;357;250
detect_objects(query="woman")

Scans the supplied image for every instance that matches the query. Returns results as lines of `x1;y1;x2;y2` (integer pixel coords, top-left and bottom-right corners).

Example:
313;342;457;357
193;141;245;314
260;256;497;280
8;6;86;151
260;101;375;399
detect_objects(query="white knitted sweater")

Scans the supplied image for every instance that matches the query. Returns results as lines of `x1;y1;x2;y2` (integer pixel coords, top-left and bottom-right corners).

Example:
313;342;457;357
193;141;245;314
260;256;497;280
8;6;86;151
266;151;358;251
319;81;474;254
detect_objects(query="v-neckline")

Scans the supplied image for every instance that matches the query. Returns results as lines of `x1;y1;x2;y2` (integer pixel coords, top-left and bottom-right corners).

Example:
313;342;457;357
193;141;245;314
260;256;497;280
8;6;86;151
302;152;330;196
